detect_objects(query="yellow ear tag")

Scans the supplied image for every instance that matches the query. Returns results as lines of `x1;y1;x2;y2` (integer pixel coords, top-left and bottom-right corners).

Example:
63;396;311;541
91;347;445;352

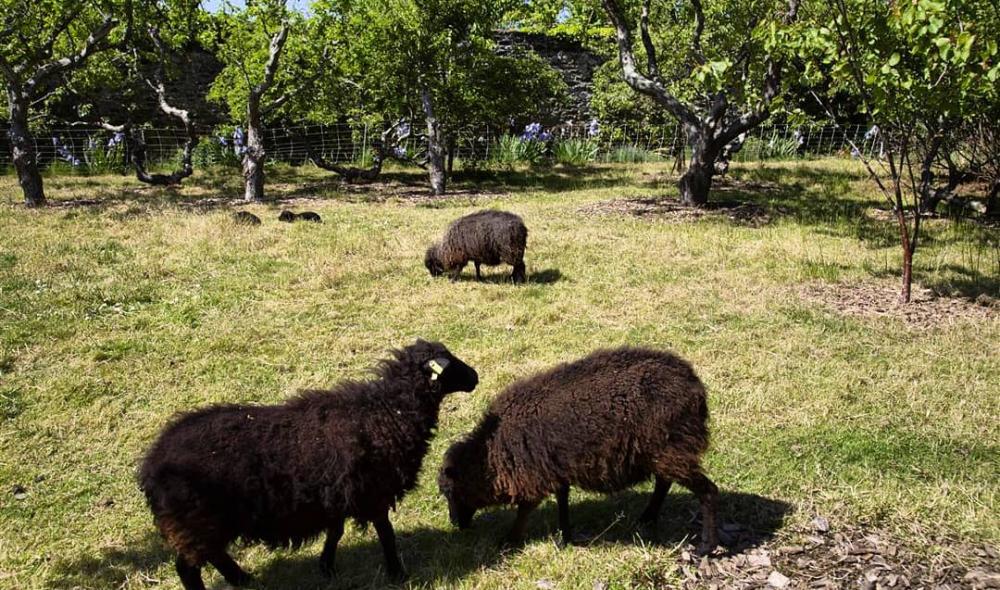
428;360;445;381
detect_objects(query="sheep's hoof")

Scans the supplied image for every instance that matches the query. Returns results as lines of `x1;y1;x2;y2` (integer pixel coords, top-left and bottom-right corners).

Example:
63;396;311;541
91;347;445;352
319;561;335;579
387;567;408;584
498;536;525;552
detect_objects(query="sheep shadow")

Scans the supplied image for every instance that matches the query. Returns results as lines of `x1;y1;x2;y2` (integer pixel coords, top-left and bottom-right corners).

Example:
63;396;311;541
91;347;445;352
45;490;788;589
46;529;173;589
464;489;791;556
452;268;563;285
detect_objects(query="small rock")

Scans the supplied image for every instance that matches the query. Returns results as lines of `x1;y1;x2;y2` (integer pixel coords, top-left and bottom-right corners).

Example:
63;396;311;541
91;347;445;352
592;581;607;590
778;545;805;555
984;546;999;560
749;554;773;568
12;484;27;500
811;516;830;533
768;570;791;588
886;574;898;587
536;580;555;590
964;569;1000;589
680;550;692;562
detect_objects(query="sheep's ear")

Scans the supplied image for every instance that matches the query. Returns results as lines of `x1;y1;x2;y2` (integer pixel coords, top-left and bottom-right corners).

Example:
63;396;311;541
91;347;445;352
424;357;451;381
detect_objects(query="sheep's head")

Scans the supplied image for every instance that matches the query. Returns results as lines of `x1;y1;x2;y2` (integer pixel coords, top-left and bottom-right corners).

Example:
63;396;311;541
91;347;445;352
438;416;498;529
411;339;478;394
424;243;445;277
278;210;296;222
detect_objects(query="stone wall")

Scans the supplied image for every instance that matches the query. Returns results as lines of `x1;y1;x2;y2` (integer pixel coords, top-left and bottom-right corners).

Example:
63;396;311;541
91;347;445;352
494;31;607;125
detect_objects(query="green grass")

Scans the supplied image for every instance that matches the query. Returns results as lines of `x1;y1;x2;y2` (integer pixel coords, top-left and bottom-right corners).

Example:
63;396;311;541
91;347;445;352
0;159;997;589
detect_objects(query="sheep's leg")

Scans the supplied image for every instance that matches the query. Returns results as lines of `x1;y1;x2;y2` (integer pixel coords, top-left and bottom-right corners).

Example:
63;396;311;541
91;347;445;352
556;484;572;547
319;518;345;578
504;500;540;546
639;476;673;525
373;514;407;582
679;472;719;554
175;556;206;590
474;261;482;281
512;261;526;284
208;551;250;587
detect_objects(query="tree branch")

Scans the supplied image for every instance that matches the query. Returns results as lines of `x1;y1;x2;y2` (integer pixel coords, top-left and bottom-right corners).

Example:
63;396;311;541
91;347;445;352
690;0;706;64
714;0;801;146
28;15;117;92
602;0;699;128
639;0;661;81
251;22;289;100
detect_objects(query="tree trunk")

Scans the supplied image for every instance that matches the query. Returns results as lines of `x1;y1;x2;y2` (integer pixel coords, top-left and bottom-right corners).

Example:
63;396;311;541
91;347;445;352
446;136;456;179
243;101;266;202
678;135;715;207
421;86;446;196
900;244;913;304
7;92;45;207
985;181;999;218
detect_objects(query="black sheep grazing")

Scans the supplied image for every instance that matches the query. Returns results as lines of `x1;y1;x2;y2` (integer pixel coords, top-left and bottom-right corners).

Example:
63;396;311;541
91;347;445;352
424;210;527;283
438;346;719;553
279;210;322;223
139;340;479;590
231;211;261;226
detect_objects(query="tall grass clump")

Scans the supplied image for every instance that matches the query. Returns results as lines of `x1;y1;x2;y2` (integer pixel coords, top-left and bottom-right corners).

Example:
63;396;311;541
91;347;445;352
490;134;548;165
604;144;660;163
554;138;599;166
744;136;800;160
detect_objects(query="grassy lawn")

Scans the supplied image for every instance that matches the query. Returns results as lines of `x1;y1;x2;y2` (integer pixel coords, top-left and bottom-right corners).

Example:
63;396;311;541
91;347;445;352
0;159;997;589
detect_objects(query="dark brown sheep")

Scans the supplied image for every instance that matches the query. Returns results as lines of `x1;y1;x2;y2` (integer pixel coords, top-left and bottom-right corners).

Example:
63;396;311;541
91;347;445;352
278;210;322;223
139;340;479;590
231;211;261;226
438;346;719;553
424;210;528;283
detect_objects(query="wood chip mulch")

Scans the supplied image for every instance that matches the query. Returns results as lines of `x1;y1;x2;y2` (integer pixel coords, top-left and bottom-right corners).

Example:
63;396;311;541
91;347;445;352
679;521;1000;590
799;281;998;328
579;198;779;227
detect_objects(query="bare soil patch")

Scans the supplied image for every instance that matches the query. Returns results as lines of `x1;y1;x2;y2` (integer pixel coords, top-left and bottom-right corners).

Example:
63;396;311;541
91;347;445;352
580;197;779;227
799;281;997;328
680;521;999;590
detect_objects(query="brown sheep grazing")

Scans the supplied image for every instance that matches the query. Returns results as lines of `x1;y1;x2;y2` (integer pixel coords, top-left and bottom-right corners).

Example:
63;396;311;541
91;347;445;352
231;211;261;226
139;340;479;590
278;210;322;223
424;210;528;283
438;346;719;553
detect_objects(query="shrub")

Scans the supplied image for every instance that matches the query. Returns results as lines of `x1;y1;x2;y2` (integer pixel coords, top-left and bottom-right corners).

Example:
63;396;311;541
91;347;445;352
193;139;241;168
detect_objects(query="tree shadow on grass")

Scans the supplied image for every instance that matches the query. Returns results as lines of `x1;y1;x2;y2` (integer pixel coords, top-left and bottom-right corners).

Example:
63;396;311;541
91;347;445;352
869;263;1000;302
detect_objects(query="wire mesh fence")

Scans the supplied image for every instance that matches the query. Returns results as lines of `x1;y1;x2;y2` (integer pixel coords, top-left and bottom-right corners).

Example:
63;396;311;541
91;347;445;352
0;122;882;172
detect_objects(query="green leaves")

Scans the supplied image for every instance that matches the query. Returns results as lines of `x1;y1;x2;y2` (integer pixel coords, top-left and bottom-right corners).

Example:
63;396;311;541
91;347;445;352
809;0;998;128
